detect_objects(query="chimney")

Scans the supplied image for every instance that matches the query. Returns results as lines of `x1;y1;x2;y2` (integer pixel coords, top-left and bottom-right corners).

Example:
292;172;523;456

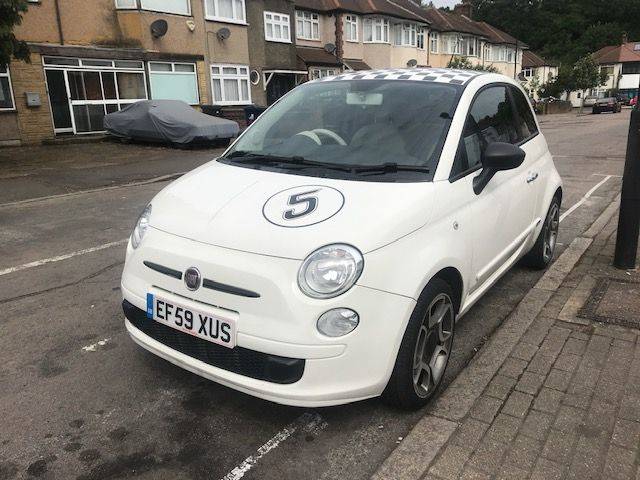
622;32;629;44
453;0;473;18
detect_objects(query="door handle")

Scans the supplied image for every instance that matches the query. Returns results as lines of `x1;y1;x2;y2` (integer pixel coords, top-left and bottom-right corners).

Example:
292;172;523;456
526;172;539;183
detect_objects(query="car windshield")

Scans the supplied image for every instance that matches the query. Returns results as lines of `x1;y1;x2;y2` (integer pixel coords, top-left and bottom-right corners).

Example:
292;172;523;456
220;80;461;182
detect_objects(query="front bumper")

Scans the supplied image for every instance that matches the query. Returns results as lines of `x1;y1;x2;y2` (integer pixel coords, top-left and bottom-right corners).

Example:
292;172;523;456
122;228;416;407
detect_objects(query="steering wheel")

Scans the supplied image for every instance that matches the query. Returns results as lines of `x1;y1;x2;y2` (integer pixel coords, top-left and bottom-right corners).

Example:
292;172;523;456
295;128;347;146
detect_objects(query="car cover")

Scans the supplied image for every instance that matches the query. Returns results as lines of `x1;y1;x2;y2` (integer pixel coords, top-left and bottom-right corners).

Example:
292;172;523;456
104;100;239;145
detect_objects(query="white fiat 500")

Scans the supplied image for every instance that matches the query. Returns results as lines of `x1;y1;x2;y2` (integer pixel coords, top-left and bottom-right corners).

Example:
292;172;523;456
121;68;562;409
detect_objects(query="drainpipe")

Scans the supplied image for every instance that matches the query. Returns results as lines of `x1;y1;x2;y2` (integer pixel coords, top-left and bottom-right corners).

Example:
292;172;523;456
514;40;518;79
334;13;344;66
53;0;64;45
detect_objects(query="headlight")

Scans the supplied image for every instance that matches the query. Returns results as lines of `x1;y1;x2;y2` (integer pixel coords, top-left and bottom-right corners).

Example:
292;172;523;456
298;244;364;298
131;204;152;249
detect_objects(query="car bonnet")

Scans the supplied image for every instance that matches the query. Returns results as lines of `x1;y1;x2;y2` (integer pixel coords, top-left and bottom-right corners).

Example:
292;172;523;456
147;161;436;259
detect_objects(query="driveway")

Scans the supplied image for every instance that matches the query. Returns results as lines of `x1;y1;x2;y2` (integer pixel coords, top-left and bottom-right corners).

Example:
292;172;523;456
0;111;629;480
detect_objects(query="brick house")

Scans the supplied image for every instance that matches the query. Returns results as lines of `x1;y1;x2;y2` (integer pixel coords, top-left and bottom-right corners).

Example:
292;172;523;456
246;0;307;106
1;0;251;145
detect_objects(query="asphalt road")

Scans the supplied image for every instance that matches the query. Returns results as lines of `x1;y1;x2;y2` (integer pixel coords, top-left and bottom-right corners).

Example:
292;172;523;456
0;111;629;480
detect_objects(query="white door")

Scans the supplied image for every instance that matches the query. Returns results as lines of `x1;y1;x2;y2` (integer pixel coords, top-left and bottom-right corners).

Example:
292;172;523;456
451;85;538;294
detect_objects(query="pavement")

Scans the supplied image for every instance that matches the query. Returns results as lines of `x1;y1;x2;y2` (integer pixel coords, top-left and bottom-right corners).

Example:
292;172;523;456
0;110;634;480
374;195;640;480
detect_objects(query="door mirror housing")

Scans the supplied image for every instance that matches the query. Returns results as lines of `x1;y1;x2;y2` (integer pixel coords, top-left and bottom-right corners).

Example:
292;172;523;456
473;142;526;194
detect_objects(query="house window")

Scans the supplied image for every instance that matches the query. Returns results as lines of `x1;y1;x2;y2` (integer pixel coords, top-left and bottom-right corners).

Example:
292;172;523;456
394;23;417;47
522;67;534;77
491;45;507;62
600;65;614;77
149;62;199;105
264;12;291;43
211;64;250;105
296;11;320;40
484;43;492;60
622;62;640;74
115;0;136;8
417;27;425;50
363;17;389;43
0;65;15;110
205;0;246;23
442;34;461;55
505;47;515;63
139;0;190;15
310;68;337;80
461;36;477;57
345;15;358;42
429;32;438;53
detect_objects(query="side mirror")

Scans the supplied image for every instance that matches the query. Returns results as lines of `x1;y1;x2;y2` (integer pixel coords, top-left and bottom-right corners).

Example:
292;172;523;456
473;142;526;194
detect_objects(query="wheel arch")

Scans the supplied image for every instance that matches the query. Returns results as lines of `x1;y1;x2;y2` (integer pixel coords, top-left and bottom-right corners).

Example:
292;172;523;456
431;267;464;314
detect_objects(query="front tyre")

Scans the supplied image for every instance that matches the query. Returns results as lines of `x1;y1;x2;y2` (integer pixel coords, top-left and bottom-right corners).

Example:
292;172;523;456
382;279;455;410
522;195;560;269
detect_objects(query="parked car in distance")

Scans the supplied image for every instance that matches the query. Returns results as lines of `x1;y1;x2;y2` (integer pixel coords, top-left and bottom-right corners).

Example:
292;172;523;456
592;97;622;114
104;100;239;146
121;68;562;409
616;93;630;106
583;95;598;107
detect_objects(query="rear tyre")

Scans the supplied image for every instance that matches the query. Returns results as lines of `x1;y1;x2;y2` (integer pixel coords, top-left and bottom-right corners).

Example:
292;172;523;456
521;195;560;269
382;279;455;410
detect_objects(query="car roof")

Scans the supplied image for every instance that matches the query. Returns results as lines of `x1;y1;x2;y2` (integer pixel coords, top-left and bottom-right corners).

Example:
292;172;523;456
310;67;486;86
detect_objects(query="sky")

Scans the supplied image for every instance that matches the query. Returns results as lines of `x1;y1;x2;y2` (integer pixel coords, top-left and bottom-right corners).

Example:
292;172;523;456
430;0;459;7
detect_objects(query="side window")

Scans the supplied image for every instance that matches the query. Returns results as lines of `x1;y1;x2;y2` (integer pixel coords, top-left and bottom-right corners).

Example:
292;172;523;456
510;86;539;141
452;85;518;177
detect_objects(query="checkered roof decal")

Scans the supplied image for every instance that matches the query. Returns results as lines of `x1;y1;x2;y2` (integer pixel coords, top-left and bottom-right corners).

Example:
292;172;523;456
311;68;484;85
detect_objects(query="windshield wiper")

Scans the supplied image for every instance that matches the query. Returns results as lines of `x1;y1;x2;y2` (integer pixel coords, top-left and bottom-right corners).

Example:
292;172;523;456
224;152;355;172
353;163;430;175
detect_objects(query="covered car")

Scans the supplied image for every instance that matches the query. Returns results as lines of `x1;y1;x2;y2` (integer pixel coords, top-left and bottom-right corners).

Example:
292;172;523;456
104;100;239;145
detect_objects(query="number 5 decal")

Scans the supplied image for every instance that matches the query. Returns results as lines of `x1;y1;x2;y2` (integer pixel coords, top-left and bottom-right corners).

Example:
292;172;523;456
283;189;320;220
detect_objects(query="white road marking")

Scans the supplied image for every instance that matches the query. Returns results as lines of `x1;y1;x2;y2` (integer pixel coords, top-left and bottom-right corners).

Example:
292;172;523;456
221;413;327;480
82;338;110;352
559;175;612;223
0;239;128;277
0;172;186;209
592;173;622;177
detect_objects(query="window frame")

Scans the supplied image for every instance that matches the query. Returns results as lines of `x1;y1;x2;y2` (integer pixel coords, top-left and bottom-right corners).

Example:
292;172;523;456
264;11;291;43
148;61;199;105
393;23;417;47
309;67;338;80
115;0;137;9
115;0;192;15
344;14;358;42
210;63;251;106
429;31;439;53
450;83;537;182
296;10;320;41
204;0;247;25
0;65;16;111
522;67;534;78
363;17;389;44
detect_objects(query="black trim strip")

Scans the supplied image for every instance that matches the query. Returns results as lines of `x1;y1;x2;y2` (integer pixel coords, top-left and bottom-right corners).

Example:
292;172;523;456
143;261;182;280
143;261;260;298
202;279;261;298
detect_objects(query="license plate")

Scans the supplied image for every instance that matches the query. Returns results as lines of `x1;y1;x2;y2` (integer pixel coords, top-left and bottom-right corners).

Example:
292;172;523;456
146;293;236;348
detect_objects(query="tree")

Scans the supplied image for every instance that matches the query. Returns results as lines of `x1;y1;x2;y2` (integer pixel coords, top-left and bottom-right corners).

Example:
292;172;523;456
0;0;30;66
469;0;640;66
572;54;608;112
447;55;499;73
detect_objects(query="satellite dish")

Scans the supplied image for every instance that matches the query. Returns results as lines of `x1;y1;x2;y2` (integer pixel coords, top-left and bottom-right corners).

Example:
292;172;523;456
250;70;260;85
150;19;168;38
324;43;337;54
217;27;231;41
407;59;418;67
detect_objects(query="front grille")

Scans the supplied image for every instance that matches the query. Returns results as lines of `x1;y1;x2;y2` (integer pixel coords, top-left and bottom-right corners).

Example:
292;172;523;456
123;300;304;384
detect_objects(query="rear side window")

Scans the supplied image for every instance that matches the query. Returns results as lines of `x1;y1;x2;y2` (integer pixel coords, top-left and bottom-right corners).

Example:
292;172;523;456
452;85;518;177
510;86;539;141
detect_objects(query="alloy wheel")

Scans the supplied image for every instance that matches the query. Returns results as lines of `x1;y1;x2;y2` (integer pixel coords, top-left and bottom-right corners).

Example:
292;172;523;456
412;293;454;398
543;203;560;263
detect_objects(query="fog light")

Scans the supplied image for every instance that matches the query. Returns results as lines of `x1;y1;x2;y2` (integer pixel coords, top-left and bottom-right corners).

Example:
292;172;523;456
317;309;359;337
